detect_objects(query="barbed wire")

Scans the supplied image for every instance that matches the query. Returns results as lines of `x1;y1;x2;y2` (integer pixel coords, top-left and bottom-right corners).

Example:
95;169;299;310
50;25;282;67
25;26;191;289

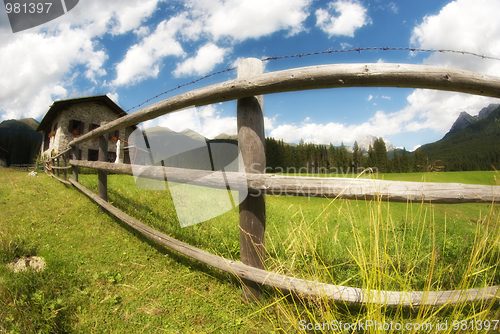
124;47;500;114
261;47;500;62
124;67;236;113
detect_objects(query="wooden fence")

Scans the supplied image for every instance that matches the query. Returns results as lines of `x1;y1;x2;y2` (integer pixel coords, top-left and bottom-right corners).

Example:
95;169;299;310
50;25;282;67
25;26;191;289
44;59;500;306
11;164;37;171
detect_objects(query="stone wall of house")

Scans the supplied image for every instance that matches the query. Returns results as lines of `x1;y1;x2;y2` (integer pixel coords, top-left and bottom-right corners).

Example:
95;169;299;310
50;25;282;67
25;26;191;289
41;101;133;162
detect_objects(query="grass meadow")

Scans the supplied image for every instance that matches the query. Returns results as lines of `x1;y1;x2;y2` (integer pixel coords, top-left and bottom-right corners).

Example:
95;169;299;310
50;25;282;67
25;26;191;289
1;168;500;333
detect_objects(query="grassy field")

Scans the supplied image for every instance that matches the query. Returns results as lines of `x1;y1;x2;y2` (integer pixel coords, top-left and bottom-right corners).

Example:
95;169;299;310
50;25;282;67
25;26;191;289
1;168;500;333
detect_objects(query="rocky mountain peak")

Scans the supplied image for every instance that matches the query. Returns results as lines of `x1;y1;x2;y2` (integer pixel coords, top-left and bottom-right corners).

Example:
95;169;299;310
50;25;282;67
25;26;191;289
358;134;393;152
443;111;477;139
478;103;500;120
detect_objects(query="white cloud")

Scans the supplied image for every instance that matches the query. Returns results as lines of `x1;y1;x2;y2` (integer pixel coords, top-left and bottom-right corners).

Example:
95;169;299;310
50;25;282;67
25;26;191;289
367;94;373;101
173;43;229;77
0;0;165;121
142;105;234;139
113;17;187;86
411;0;500;75
388;2;398;14
381;96;391;100
0;27;104;120
108;0;161;35
340;42;353;49
107;92;119;104
142;104;277;139
315;0;371;37
190;0;312;41
404;0;500;133
269;111;403;145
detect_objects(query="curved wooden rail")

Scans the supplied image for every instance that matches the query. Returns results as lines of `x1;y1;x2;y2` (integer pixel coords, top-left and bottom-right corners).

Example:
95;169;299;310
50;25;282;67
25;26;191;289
70;160;500;204
68;63;500;147
46;61;500;306
65;177;499;306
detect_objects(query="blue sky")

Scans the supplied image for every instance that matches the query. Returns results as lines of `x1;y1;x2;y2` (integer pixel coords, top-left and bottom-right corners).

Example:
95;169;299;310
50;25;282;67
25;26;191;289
1;0;500;151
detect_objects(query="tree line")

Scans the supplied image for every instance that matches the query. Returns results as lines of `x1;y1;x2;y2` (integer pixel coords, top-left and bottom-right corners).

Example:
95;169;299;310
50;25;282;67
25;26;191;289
265;137;434;175
0;133;41;166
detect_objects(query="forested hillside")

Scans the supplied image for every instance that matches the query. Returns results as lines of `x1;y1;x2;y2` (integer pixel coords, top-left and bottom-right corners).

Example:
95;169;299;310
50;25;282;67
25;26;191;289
418;105;500;171
0;119;42;166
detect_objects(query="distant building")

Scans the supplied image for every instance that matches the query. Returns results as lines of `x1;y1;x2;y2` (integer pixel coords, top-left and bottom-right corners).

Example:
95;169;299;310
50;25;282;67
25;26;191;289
36;95;136;162
0;146;7;167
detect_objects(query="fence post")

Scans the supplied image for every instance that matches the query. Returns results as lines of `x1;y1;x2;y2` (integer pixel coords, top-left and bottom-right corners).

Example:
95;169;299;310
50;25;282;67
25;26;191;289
62;154;67;181
72;145;79;182
56;157;60;177
237;58;266;303
98;135;108;212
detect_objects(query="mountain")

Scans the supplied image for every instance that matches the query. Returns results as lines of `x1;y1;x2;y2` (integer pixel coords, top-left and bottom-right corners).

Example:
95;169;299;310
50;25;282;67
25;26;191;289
443;104;499;139
179;128;206;142
419;104;500;171
138;126;238;171
215;133;238;141
443;111;477;139
0;119;42;165
478;103;499;120
0;119;42;140
358;134;394;152
18;118;40;131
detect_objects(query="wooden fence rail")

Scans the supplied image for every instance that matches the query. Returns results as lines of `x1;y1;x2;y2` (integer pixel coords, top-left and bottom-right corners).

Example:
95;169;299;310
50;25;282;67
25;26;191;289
43;59;500;306
67;177;500;306
11;164;36;171
70;160;500;204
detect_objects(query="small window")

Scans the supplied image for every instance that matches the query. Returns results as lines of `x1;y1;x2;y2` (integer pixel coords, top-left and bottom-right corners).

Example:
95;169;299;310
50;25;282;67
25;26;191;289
68;120;84;136
108;151;116;162
89;123;99;132
88;149;99;162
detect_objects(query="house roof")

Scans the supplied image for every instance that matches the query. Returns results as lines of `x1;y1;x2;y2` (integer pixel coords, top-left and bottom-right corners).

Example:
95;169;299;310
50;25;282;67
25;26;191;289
36;95;135;132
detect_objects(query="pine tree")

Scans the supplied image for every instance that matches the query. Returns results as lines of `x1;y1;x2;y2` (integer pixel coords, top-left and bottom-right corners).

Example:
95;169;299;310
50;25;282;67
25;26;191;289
367;144;375;170
413;148;426;172
400;148;410;173
373;138;387;173
352;141;362;173
392;149;400;173
338;142;349;172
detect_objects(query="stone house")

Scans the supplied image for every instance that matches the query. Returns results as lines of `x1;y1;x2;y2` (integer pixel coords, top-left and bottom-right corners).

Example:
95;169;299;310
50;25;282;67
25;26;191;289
36;95;136;163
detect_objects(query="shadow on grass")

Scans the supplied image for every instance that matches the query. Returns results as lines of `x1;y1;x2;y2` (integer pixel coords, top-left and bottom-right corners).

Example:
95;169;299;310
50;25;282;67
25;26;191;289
103;205;241;287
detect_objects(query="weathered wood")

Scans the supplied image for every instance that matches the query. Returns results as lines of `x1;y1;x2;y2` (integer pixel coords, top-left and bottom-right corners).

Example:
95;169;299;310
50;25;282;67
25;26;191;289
72;145;79;182
55;157;60;177
98;135;108;212
62;155;67;180
237;58;266;302
52;147;72;160
50;173;72;186
68;177;499;306
51;166;73;170
69;160;500;204
67;64;500;148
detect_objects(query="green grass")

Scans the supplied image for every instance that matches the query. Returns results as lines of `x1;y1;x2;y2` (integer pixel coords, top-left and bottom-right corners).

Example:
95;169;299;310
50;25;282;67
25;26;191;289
2;168;500;333
0;169;271;333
